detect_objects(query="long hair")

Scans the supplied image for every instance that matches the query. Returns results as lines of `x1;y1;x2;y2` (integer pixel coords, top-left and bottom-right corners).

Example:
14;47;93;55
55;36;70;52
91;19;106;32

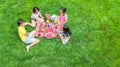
33;6;40;13
63;25;72;36
60;7;67;16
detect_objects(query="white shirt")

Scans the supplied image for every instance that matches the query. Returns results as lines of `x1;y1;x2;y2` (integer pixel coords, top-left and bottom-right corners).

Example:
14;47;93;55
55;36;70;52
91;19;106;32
31;12;40;19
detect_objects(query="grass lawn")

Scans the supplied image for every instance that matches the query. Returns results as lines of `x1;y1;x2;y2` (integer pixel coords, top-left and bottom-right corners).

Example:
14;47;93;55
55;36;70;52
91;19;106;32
0;0;120;67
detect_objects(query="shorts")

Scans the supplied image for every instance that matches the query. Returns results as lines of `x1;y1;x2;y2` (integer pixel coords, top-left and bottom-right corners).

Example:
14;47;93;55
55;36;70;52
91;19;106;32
24;32;36;44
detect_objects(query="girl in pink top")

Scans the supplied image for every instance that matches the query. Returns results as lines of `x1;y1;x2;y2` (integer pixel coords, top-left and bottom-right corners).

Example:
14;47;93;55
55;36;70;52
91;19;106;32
59;7;67;24
56;7;68;31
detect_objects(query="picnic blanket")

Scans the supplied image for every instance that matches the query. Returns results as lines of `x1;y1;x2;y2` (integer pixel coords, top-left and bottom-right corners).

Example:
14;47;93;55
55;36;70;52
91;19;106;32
35;22;58;39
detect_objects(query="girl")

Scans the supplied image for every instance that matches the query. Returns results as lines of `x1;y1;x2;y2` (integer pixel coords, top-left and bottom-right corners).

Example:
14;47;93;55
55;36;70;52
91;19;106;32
30;6;44;27
55;7;68;31
58;25;72;44
45;13;51;24
59;6;67;24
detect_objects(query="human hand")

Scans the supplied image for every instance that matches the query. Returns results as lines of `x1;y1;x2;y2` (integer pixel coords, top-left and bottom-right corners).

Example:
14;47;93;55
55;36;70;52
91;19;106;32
24;23;30;25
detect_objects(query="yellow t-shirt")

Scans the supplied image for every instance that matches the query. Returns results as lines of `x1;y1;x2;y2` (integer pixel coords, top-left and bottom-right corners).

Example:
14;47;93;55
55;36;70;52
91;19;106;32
18;26;27;42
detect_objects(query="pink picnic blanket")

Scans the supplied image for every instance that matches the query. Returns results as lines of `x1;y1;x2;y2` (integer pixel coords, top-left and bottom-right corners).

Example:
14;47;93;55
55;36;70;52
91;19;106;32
35;22;58;39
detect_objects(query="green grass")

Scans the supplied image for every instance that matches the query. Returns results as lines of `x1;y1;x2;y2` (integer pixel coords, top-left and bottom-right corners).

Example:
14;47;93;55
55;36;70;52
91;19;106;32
0;0;120;67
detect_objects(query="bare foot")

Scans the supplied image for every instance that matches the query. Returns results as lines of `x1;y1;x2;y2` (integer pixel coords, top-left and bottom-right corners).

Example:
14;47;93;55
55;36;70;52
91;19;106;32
26;46;30;52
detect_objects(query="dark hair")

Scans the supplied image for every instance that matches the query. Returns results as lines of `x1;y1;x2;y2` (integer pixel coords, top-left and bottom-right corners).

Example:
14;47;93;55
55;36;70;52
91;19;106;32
63;25;72;36
33;6;40;13
17;19;24;26
60;7;67;13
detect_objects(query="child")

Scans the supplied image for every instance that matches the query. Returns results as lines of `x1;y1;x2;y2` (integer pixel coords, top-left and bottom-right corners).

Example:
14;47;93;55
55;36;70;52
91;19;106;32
59;6;67;25
54;7;68;31
30;6;44;27
58;25;71;44
45;13;51;24
17;19;39;52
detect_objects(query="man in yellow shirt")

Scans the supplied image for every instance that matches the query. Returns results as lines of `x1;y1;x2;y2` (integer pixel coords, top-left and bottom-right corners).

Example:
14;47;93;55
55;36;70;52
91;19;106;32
17;19;39;52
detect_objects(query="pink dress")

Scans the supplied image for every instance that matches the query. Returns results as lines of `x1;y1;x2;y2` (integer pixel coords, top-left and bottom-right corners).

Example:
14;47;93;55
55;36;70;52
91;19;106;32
59;14;66;24
56;14;67;31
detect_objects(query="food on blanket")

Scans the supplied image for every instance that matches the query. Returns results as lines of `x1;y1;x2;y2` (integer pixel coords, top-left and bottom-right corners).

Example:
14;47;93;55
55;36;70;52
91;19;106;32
41;23;46;32
50;15;59;24
50;15;57;20
41;27;46;32
35;22;58;38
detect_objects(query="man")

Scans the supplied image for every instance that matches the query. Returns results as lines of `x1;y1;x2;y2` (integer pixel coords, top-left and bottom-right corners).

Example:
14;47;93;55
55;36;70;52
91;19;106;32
17;19;39;52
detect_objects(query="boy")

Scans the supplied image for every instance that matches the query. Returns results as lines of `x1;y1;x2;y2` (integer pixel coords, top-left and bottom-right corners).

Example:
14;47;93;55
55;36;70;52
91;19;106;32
17;19;39;52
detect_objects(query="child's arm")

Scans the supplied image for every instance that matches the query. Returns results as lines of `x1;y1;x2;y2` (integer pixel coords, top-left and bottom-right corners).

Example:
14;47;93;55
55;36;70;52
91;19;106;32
64;14;68;23
24;22;36;27
24;33;28;36
39;12;44;18
40;13;43;18
23;22;30;26
54;17;62;26
24;22;32;26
